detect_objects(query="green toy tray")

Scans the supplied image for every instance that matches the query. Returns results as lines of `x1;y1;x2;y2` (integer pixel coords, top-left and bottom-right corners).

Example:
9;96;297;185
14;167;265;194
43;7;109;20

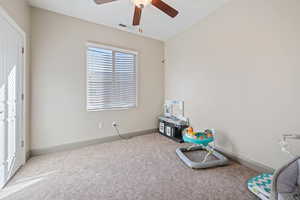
183;133;214;146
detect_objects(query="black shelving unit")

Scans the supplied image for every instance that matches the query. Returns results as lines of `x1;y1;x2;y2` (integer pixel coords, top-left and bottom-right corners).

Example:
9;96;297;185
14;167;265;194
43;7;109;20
158;116;188;143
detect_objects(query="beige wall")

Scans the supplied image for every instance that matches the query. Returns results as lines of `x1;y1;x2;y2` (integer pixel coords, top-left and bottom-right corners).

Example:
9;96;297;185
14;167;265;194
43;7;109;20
0;0;31;155
30;8;164;150
165;0;300;169
0;0;30;33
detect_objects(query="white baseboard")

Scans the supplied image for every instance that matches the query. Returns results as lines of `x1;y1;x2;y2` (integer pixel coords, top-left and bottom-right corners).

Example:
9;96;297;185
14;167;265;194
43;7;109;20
29;131;274;174
30;129;158;157
216;146;274;173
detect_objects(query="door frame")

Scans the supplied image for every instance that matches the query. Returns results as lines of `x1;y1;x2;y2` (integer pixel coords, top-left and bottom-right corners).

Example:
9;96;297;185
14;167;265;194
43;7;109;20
0;6;27;179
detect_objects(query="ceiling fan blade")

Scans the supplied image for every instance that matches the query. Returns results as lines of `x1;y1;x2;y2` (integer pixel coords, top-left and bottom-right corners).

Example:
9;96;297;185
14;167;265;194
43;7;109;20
151;0;178;18
133;6;142;26
94;0;118;5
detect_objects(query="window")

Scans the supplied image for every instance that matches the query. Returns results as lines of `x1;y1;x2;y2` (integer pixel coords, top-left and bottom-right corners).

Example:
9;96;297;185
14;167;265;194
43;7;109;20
86;43;137;111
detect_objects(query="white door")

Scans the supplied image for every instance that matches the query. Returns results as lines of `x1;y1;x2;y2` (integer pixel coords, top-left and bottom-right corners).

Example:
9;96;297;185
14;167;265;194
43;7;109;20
0;11;24;188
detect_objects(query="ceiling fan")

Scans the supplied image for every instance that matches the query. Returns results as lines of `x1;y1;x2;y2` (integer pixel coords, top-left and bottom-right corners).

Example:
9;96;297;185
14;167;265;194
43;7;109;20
94;0;179;26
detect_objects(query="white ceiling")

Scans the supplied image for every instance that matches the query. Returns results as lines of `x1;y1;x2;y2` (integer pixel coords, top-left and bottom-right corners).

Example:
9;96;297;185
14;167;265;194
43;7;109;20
28;0;229;41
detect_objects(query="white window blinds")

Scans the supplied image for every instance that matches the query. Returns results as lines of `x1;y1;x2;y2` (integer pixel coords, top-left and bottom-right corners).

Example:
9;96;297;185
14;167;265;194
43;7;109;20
87;44;137;111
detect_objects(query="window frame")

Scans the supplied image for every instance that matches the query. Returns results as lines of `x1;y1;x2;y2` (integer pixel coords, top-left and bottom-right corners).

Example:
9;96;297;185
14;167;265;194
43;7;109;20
86;42;139;112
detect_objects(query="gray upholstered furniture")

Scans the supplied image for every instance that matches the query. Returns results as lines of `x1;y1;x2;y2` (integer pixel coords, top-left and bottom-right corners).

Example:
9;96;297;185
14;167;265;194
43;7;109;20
271;157;300;200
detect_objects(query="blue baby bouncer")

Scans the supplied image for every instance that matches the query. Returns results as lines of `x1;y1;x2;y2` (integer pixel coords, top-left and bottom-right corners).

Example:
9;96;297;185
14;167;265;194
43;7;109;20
176;129;229;169
247;134;300;200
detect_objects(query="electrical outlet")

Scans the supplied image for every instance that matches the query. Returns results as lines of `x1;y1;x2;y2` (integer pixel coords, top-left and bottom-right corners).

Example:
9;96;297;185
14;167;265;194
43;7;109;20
98;122;102;129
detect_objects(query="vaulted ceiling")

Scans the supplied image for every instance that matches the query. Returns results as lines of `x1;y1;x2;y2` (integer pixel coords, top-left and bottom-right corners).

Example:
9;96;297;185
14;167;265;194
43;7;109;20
28;0;229;41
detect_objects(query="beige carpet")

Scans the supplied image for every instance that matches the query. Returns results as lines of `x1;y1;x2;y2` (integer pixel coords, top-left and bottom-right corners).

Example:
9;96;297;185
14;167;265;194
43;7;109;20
1;133;258;200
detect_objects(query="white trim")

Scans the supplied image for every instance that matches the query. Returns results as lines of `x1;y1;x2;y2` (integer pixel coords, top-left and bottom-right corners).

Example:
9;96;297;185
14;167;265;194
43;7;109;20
20;38;27;166
215;146;274;173
30;129;157;156
86;42;138;56
0;7;26;38
135;53;139;109
85;42;139;112
0;5;27;180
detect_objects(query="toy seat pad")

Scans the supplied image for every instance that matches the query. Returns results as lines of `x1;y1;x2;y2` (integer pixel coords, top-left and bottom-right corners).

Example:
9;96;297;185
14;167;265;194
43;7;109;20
247;173;273;200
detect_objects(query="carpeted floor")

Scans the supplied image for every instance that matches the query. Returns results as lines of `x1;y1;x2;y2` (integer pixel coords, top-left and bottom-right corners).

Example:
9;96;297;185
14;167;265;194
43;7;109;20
1;133;258;200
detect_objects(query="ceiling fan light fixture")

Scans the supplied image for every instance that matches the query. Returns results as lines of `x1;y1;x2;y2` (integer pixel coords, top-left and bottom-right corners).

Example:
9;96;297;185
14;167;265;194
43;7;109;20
131;0;152;8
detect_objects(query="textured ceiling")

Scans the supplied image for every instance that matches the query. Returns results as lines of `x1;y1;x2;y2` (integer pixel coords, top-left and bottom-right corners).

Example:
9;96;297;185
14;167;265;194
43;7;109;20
28;0;229;41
